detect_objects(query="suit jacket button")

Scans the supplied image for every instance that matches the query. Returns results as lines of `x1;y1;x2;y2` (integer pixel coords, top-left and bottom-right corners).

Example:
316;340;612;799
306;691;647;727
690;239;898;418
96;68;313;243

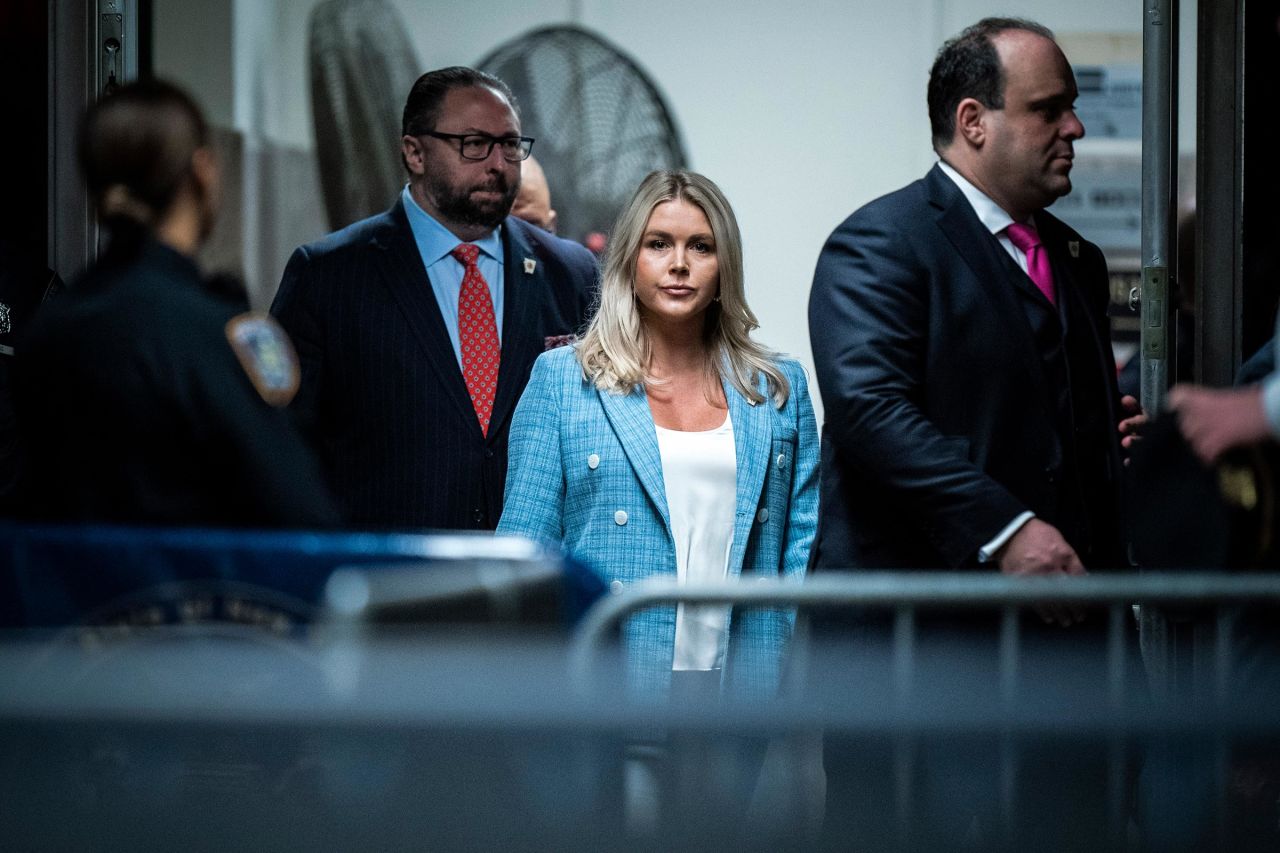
588;453;600;470
472;509;485;523
484;448;495;459
614;510;628;526
756;507;770;523
610;580;625;594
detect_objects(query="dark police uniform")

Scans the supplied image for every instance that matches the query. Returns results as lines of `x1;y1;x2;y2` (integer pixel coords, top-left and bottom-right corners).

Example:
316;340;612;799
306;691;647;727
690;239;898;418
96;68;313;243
12;239;340;528
0;238;62;511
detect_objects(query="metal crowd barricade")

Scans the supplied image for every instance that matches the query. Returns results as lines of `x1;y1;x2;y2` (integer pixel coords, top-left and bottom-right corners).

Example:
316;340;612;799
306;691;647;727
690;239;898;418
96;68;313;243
568;572;1280;850
569;572;1280;700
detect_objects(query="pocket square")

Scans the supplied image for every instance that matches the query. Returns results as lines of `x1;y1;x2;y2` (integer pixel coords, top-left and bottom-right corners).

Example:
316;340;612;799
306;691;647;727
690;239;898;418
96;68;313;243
544;334;575;351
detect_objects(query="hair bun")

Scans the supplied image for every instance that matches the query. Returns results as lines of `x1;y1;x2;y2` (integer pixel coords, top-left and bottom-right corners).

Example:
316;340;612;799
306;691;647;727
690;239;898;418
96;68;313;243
99;184;155;225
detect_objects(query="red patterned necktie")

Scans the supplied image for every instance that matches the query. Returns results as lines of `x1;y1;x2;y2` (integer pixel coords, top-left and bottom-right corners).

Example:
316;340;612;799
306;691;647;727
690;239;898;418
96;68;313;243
450;243;501;436
1005;221;1057;306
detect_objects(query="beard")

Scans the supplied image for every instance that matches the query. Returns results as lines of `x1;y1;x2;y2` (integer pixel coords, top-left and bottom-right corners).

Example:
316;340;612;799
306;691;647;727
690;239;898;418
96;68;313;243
425;171;520;232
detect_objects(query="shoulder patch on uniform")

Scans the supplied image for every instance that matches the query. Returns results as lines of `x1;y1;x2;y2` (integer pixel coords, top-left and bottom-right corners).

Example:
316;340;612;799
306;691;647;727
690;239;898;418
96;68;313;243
225;312;300;407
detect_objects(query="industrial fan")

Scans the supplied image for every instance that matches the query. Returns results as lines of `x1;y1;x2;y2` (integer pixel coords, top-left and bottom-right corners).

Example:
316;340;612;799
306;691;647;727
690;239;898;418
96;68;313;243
478;25;688;248
308;0;420;230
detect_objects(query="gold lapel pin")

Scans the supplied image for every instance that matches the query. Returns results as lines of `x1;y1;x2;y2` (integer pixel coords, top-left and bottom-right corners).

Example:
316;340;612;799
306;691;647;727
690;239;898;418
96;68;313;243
523;257;537;274
1068;241;1080;258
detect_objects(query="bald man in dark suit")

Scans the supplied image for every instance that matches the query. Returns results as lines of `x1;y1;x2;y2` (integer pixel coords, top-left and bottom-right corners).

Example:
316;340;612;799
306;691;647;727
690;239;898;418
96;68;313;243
808;19;1145;849
810;19;1142;587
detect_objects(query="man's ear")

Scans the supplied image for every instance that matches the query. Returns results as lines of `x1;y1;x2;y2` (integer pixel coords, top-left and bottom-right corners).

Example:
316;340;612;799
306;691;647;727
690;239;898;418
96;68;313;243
401;135;427;176
955;97;987;148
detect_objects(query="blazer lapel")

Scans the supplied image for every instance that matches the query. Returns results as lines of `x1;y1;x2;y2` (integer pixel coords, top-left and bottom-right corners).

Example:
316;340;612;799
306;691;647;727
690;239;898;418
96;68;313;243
725;376;770;576
598;385;671;527
372;200;478;431
1041;219;1121;427
1006;252;1059;315
994;246;1063;345
491;220;540;438
596;372;771;570
928;166;1057;421
1040;217;1084;332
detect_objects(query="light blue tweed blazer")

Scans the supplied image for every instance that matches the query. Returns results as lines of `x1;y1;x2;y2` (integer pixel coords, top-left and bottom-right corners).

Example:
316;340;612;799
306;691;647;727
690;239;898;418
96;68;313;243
498;344;819;696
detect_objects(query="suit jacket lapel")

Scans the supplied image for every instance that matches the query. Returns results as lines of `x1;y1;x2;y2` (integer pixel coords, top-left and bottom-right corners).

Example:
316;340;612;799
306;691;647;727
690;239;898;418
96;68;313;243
1005;250;1057;312
928;166;1057;421
598;386;671;526
597;372;771;568
725;375;770;576
1040;217;1120;422
492;220;539;437
1040;217;1083;330
372;200;479;431
993;246;1064;346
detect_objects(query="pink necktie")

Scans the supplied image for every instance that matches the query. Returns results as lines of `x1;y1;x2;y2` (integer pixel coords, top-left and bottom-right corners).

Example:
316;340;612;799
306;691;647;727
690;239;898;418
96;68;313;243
450;243;501;437
1005;221;1056;306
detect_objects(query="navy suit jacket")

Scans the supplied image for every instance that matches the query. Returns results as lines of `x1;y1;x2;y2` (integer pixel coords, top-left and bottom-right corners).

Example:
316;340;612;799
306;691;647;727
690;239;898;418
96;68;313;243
808;165;1123;571
271;200;596;530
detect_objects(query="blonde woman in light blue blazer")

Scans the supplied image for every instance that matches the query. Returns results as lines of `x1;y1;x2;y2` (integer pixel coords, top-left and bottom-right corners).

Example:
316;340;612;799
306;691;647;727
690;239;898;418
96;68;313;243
499;170;819;698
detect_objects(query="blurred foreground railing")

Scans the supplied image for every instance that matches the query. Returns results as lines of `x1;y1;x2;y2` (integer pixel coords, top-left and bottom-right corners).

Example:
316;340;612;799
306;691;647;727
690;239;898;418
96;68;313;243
569;572;1280;852
5;567;1280;851
570;572;1280;700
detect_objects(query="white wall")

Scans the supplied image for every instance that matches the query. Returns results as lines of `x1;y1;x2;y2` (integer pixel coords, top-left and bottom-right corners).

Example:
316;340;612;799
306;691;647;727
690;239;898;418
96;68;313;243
575;0;942;392
153;1;234;127
157;0;1193;419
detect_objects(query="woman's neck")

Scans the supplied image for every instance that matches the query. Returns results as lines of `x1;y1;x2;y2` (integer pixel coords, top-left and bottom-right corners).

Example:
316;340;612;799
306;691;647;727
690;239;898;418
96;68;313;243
646;319;711;379
644;318;726;431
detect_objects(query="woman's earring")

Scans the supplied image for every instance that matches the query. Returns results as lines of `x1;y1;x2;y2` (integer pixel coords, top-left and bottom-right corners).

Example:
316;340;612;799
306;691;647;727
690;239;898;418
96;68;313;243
713;289;721;303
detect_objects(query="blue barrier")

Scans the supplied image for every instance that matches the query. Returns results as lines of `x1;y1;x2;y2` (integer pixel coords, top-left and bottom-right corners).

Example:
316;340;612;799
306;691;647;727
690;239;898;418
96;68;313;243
0;523;604;629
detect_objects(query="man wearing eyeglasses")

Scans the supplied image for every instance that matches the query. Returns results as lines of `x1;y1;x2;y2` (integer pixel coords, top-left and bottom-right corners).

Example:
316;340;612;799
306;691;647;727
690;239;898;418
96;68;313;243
272;66;596;531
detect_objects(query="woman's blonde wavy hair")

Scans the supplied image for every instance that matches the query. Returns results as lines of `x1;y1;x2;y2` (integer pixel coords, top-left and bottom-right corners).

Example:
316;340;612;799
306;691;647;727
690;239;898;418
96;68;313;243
576;170;789;408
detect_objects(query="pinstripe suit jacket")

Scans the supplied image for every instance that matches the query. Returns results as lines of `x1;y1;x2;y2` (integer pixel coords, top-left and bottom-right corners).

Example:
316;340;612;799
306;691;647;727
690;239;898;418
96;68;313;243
498;345;819;695
271;200;596;530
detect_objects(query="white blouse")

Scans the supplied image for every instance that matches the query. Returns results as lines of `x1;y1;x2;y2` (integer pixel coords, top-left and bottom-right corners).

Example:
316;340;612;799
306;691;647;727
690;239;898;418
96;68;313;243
655;411;737;671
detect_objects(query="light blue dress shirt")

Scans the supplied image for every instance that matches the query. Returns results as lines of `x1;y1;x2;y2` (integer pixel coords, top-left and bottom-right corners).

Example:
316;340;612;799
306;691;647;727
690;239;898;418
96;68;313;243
401;184;504;366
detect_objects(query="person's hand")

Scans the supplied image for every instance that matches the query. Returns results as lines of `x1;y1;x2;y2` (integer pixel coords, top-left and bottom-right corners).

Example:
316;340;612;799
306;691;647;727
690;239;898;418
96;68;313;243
1118;395;1147;463
1167;384;1269;465
996;518;1087;627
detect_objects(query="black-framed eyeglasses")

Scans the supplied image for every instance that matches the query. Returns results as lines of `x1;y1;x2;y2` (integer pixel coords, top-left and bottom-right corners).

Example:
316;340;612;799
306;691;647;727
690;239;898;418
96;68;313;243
420;131;535;162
